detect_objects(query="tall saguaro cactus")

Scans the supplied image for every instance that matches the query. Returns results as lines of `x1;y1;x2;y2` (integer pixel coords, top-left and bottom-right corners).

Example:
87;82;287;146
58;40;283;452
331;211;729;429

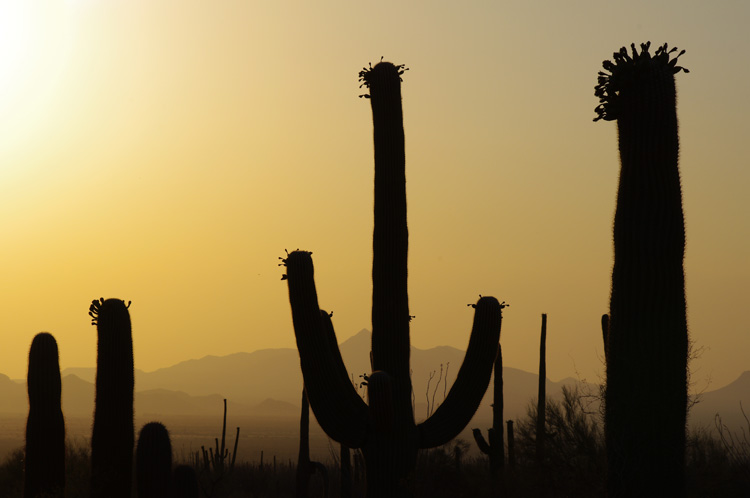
282;61;503;498
25;332;65;498
595;42;689;497
89;298;135;498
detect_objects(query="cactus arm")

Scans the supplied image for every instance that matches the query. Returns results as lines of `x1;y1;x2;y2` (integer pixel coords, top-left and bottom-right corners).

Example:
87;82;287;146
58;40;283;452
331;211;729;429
601;314;609;361
230;427;239;470
417;296;503;448
285;250;368;447
472;429;491;454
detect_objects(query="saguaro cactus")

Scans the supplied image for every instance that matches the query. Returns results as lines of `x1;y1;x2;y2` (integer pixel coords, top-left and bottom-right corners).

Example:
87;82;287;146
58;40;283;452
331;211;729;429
472;340;506;497
536;314;547;467
506;420;515;468
136;422;173;498
296;388;329;498
25;332;65;498
595;42;689;497
282;61;503;498
340;443;352;498
172;465;199;498
89;298;134;498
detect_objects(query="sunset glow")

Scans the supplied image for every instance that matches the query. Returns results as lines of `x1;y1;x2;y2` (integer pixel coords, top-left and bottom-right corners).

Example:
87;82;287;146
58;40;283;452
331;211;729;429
1;0;748;399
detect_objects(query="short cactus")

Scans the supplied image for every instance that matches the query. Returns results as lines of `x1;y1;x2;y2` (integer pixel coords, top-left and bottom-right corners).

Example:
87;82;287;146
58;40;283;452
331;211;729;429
136;422;173;498
24;332;65;498
172;465;199;498
595;42;689;497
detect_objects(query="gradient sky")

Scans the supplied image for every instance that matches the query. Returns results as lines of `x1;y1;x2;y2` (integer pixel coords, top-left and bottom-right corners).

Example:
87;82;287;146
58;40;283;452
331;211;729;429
1;1;747;394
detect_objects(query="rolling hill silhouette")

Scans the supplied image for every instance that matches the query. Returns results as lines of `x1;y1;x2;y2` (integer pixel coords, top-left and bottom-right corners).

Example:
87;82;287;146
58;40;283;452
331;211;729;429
1;329;746;433
42;329;580;423
689;370;750;433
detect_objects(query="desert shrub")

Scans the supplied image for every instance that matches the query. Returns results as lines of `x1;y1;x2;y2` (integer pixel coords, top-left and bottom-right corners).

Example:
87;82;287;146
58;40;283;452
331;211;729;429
512;384;605;497
0;447;24;497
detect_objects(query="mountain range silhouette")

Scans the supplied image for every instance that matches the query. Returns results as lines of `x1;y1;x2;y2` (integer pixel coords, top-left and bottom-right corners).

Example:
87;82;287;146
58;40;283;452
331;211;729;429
0;329;746;431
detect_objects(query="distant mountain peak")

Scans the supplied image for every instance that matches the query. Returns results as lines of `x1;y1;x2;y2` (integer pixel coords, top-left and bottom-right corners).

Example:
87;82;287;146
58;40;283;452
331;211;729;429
340;328;371;347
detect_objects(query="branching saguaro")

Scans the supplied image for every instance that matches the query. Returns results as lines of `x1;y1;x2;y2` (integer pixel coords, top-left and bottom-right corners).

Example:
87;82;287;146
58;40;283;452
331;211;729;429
595;42;689;497
25;332;65;498
281;61;504;498
89;298;134;498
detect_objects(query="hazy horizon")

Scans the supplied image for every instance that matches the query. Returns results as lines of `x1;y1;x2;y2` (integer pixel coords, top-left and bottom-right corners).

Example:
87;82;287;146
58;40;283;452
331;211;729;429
1;1;748;393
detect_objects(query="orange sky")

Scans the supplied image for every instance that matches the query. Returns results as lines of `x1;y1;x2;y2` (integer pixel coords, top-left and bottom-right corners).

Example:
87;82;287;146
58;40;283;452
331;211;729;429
1;1;748;395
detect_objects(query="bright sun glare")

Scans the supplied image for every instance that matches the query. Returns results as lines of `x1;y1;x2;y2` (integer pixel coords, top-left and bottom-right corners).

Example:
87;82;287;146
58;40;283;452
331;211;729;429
0;2;71;149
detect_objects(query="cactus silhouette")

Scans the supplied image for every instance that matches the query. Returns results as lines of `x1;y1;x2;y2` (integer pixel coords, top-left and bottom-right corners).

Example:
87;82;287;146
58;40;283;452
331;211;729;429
200;398;238;475
282;61;503;497
89;298;134;498
136;422;173;498
24;332;65;498
296;388;329;498
536;314;547;467
506;420;515;468
340;443;352;498
172;465;199;498
472;336;507;497
600;314;609;361
595;42;689;497
535;314;548;497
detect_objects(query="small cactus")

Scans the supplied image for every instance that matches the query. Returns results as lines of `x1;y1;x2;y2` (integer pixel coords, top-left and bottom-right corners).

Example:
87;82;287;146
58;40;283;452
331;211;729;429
136;422;173;498
172;465;199;498
24;332;65;498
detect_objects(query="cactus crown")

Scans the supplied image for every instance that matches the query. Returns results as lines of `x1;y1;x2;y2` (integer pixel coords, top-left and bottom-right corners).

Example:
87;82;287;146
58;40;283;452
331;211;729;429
89;297;131;325
594;42;688;122
278;248;307;280
358;58;408;98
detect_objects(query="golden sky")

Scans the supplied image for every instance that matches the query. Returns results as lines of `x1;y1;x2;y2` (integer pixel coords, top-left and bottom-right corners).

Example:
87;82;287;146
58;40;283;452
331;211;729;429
1;1;748;394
